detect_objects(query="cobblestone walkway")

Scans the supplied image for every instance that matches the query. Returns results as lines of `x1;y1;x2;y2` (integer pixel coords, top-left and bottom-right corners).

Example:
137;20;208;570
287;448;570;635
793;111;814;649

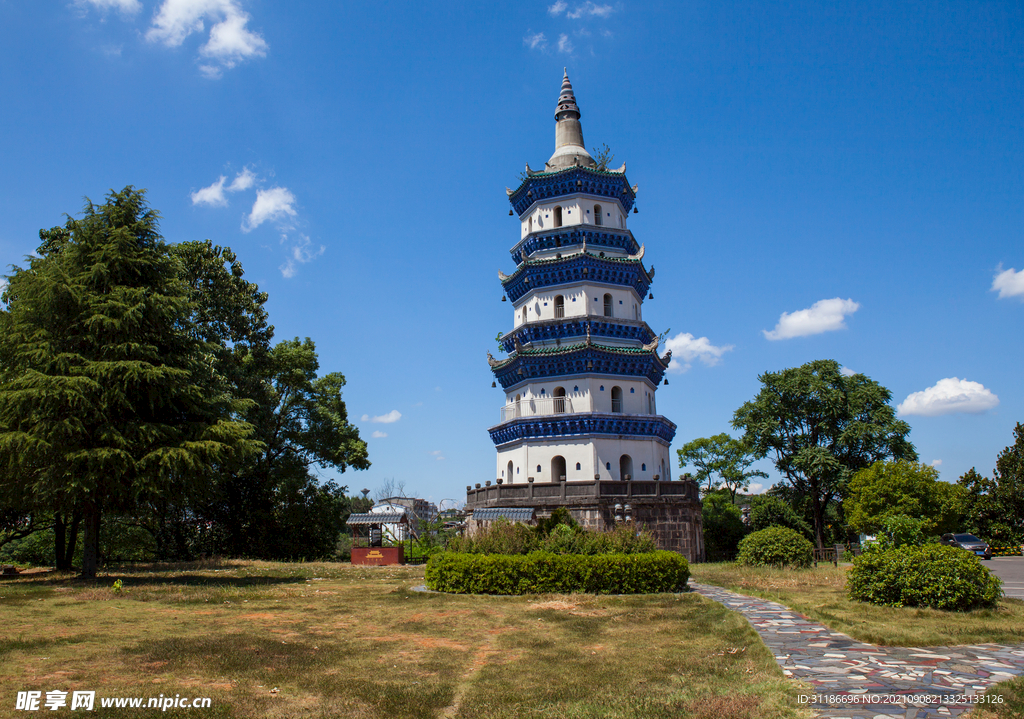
692;583;1024;718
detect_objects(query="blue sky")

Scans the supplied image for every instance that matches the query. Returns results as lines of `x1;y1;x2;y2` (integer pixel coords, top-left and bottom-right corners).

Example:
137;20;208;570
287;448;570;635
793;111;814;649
1;1;1021;506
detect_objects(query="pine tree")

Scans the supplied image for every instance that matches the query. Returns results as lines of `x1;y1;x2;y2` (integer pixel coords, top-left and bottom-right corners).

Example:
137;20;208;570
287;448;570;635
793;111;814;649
0;188;258;578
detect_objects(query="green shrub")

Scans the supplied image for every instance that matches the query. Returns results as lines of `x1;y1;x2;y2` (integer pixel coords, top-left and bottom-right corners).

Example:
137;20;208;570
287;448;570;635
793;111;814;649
848;544;1003;611
445;517;539;555
702;492;747;561
446;518;656;556
425;550;689;595
736;526;813;568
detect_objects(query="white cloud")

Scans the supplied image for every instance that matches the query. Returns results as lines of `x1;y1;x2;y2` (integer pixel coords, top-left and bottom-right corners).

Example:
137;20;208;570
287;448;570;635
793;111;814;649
897;377;1000;417
191;168;256;206
279;233;325;279
371;431;387;439
557;33;574;53
191;175;228;206
227;167;255;192
566;2;614;19
146;0;267;77
77;0;142;15
362;410;402;424
930;459;942;467
430;450;445;461
840;366;857;377
0;278;7;296
547;1;567;15
664;332;734;373
523;31;547;50
243;186;296;232
763;298;860;340
992;265;1024;300
748;483;765;495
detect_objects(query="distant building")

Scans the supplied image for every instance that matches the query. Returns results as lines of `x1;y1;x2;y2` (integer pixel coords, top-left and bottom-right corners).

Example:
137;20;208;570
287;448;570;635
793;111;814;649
377;497;437;525
468;71;703;562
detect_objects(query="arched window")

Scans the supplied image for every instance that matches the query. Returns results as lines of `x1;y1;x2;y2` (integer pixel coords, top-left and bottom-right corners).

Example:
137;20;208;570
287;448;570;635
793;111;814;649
551;455;566;482
515;394;521;417
553;386;567;414
522;307;527;324
575;462;581;471
594;204;602;226
603;293;613;317
647;393;653;414
641;463;647;472
507;460;514;483
529;216;533;233
620;454;633;480
634;304;638;320
554;294;564;318
553;206;563;227
611;386;623;413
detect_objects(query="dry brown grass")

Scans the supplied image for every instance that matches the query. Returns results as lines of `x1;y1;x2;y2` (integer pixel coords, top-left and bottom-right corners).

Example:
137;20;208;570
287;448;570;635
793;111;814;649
0;561;810;719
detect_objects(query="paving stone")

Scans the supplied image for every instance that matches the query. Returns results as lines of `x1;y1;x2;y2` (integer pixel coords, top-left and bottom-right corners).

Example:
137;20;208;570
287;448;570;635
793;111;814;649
691;583;1024;719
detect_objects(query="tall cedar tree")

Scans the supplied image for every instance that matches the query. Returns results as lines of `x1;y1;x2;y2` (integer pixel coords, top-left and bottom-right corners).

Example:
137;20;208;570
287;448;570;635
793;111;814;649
0;188;258;578
732;359;916;551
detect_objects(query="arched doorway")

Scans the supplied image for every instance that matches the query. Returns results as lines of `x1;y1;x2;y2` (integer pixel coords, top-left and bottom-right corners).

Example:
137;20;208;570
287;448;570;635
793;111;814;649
594;204;602;226
619;454;633;481
507;460;514;484
551;455;567;482
553;386;567;414
603;293;613;317
554;294;564;318
611;386;623;413
553;206;563;227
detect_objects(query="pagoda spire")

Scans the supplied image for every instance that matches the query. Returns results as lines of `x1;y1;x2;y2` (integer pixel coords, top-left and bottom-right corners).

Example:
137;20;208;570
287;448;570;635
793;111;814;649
546;69;596;171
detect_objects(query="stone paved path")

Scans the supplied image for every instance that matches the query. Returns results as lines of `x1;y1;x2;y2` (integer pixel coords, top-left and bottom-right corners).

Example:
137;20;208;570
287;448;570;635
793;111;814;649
692;583;1024;718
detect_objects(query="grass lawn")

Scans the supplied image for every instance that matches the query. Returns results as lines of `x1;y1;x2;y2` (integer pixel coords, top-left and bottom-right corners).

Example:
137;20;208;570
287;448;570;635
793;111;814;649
691;562;1024;719
0;560;809;719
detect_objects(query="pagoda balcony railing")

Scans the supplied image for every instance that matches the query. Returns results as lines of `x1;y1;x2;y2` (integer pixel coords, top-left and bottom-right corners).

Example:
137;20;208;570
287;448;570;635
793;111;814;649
500;396;575;422
611;398;623;413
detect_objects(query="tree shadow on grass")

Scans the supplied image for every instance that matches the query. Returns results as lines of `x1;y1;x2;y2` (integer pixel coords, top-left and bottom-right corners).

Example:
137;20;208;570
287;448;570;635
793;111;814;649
3;572;309;590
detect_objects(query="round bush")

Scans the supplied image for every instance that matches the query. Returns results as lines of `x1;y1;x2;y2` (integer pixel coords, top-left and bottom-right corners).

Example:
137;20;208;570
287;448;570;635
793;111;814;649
847;544;1003;611
736;526;813;568
425;550;689;595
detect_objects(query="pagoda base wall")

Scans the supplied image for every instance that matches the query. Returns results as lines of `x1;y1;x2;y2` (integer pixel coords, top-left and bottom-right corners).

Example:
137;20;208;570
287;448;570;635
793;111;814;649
465;479;704;563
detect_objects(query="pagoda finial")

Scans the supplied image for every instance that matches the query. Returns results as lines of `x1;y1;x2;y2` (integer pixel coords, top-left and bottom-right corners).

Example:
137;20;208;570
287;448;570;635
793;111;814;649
545;70;596;172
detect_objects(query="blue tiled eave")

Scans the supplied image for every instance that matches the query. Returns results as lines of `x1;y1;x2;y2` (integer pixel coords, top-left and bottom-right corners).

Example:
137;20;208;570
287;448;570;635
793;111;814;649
510;167;636;216
488;413;677;447
509;226;639;265
501;253;653;303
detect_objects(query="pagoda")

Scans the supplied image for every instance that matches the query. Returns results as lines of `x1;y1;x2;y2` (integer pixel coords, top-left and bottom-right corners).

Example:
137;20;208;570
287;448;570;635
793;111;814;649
467;71;703;561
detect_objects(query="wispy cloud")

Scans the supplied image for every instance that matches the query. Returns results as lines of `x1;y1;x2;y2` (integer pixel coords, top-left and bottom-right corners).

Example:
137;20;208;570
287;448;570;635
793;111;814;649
897;377;1000;417
547;1;567;15
930;459;942;467
362;410;402;424
992;265;1024;300
243;187;297;232
566;2;614;19
191;167;255;206
146;0;267;78
76;0;142;15
664;332;734;373
557;33;574;53
840;366;857;377
523;31;547;50
371;430;388;439
279;233;325;279
430;450;446;461
763;298;860;340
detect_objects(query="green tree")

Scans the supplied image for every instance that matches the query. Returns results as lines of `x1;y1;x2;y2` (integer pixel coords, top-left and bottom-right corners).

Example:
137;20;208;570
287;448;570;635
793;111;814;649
677;433;767;502
0;188;258;578
957;423;1024;544
732;360;916;552
211;337;369;558
845;460;952;535
748;494;813;538
701;491;747;561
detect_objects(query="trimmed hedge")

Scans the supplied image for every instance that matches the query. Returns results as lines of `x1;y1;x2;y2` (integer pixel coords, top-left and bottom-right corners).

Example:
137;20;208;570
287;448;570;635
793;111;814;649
425;550;689;595
736;526;813;568
847;544;1003;611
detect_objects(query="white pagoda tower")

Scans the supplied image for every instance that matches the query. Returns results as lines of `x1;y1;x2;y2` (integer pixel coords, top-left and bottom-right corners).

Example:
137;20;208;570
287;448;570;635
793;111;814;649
486;71;675;485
